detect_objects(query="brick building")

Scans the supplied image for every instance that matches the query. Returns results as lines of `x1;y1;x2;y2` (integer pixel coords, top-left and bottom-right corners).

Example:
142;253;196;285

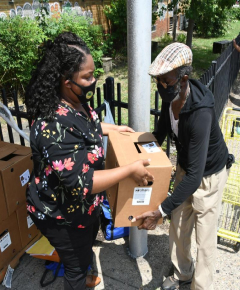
152;1;181;40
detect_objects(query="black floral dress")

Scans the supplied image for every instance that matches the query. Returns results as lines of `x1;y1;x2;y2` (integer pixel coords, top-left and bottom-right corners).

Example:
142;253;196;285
26;102;104;228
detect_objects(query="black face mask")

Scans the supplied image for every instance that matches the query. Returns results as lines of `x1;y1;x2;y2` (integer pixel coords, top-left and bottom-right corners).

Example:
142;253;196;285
157;82;179;103
69;79;97;104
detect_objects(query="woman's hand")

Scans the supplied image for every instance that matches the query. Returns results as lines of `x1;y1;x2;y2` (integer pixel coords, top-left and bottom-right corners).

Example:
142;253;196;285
101;123;135;135
129;159;154;186
117;125;135;133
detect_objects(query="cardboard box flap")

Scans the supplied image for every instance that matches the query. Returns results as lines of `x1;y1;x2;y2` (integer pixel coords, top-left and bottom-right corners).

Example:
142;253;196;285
119;132;157;142
110;132;139;166
0;144;31;160
0;141;7;149
109;131;171;167
0;145;32;171
0;146;17;160
13;147;31;156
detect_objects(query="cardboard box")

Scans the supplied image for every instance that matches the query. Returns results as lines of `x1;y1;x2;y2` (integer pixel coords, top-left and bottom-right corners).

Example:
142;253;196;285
0;212;21;270
16;205;39;249
0;177;8;223
105;132;172;227
0;141;33;216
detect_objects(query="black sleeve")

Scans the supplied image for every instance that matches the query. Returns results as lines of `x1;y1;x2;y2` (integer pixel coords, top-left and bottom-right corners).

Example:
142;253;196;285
161;109;212;214
152;101;170;146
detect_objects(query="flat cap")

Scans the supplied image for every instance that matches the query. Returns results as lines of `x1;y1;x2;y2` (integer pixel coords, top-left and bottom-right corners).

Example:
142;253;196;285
148;42;192;77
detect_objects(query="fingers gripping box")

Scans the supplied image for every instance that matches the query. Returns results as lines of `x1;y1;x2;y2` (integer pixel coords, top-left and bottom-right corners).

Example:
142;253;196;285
105;132;172;227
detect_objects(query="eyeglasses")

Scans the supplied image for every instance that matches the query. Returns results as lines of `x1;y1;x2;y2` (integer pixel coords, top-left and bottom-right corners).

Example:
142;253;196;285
153;77;179;89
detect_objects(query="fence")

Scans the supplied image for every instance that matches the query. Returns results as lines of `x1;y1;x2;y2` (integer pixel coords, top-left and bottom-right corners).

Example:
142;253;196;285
1;35;240;153
199;33;240;120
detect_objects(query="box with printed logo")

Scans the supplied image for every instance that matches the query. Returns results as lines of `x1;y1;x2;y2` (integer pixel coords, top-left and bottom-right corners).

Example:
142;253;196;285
0;212;21;270
105;132;172;227
16;204;39;249
0;141;33;216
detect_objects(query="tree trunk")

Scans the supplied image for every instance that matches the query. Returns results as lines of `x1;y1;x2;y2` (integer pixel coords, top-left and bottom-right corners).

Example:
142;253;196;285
172;5;178;42
186;18;194;48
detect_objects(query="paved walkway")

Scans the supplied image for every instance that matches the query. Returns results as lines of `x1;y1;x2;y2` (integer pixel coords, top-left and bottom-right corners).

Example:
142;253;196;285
1;77;240;290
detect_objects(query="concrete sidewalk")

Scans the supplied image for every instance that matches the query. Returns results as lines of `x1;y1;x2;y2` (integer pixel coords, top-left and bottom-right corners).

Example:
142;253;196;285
0;221;239;290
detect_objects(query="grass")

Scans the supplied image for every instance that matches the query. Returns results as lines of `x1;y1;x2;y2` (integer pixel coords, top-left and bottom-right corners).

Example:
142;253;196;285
96;20;240;131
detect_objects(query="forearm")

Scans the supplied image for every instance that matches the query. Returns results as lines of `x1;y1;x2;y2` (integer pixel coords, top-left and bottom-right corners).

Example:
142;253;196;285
161;173;201;214
101;122;118;136
91;165;133;194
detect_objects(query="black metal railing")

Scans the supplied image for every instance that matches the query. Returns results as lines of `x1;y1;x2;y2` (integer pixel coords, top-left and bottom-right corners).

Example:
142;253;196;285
1;33;240;153
199;33;240;120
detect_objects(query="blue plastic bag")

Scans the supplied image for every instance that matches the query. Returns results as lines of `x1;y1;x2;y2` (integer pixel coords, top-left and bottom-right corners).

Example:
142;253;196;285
101;200;129;240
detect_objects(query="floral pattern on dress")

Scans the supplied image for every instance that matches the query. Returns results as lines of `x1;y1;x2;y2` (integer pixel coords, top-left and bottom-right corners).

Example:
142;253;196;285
26;103;104;228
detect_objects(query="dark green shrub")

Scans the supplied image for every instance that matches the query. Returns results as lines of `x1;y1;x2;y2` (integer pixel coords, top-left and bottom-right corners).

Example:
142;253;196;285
0;14;105;97
0;16;45;94
103;0;159;53
103;0;127;52
177;33;186;43
160;33;172;45
195;6;230;37
227;6;240;20
44;13;104;75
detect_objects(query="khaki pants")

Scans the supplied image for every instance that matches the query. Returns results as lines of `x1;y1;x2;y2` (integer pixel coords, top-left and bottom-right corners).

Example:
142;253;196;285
170;165;229;290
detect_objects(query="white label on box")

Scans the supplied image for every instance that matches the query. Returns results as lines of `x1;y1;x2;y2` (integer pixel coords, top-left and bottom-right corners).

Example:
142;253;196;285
132;187;152;205
27;215;34;228
20;169;30;187
142;142;161;153
0;232;12;253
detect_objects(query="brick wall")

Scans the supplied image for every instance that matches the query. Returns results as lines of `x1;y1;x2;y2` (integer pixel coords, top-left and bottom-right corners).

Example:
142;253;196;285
152;16;169;39
152;14;180;40
0;0;111;31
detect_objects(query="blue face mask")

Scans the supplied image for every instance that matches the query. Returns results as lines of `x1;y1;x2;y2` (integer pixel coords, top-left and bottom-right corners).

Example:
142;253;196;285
69;79;97;104
157;82;179;103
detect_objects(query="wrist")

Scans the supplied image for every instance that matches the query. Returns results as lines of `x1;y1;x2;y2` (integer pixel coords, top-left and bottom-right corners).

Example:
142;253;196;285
158;204;167;217
154;209;162;219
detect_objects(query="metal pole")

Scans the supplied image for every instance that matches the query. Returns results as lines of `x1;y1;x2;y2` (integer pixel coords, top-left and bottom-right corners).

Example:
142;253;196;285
127;0;152;258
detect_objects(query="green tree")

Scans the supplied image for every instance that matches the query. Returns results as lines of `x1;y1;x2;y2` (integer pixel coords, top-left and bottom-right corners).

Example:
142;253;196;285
160;0;236;48
0;16;45;94
104;0;159;53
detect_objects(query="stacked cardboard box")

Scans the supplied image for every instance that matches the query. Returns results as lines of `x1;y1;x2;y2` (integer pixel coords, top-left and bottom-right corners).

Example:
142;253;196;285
0;141;39;273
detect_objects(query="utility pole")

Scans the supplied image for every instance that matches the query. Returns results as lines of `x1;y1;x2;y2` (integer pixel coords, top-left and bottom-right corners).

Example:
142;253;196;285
127;0;152;258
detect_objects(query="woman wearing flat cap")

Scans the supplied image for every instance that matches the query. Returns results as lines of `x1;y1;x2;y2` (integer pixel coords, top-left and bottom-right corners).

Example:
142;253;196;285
131;42;234;290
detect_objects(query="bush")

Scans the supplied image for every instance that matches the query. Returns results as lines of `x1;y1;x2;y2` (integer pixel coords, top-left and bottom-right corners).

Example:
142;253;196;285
0;16;45;94
44;13;104;75
227;7;240;20
0;14;105;97
103;0;127;52
160;33;172;45
177;33;186;43
195;6;230;37
103;0;159;53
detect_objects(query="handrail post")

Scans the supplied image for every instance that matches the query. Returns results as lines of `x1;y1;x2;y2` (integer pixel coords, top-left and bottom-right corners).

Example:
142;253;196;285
105;77;115;122
211;60;217;98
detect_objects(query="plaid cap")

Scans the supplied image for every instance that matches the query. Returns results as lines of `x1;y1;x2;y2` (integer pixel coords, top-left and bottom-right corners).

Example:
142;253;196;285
148;42;192;77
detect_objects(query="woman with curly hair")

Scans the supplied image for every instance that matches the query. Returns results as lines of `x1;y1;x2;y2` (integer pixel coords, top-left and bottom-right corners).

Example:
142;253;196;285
25;31;154;290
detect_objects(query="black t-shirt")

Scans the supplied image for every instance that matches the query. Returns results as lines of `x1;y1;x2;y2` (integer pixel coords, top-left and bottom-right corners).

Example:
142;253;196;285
26;103;104;228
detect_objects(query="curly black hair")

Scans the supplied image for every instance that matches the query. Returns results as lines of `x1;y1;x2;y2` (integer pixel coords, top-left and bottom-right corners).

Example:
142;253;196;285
25;32;90;121
178;65;193;78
